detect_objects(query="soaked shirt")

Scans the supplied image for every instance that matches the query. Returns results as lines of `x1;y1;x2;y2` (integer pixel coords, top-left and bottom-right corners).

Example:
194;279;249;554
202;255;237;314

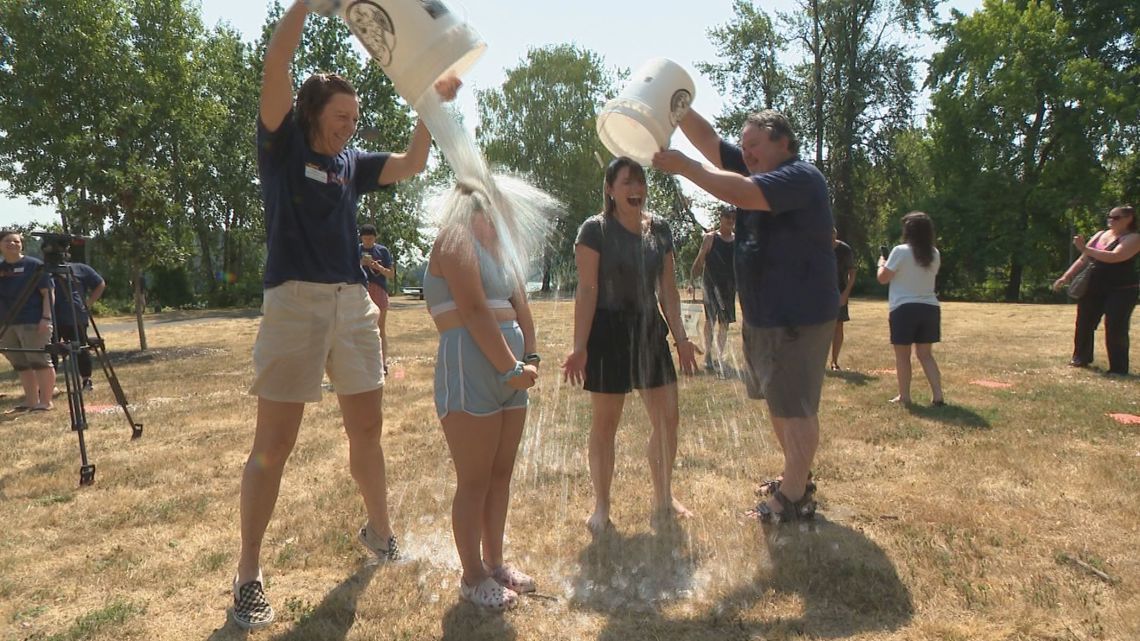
575;213;674;314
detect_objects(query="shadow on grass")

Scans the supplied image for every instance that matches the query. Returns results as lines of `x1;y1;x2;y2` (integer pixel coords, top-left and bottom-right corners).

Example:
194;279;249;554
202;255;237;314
439;600;518;641
571;517;697;614
204;564;377;641
907;402;991;429
590;517;913;640
824;369;876;386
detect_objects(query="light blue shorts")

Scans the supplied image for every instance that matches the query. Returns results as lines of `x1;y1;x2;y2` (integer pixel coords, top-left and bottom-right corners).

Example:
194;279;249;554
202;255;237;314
434;321;528;418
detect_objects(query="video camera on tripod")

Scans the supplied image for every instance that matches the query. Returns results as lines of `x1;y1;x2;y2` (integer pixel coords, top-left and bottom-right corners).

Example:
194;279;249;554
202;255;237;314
31;231;85;266
0;230;141;486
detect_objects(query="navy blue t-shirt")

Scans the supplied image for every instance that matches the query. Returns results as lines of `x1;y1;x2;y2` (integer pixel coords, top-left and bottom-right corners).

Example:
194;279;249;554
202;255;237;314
53;262;104;325
720;141;838;328
360;243;392;292
0;256;53;325
257;109;391;287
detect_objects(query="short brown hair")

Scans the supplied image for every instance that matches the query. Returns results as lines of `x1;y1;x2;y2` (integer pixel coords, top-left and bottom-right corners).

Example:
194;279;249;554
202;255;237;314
744;110;800;155
1112;205;1137;232
295;73;357;144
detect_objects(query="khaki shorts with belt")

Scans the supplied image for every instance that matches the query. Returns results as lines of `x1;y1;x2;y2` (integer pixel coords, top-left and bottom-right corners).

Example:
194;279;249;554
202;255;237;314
250;281;383;403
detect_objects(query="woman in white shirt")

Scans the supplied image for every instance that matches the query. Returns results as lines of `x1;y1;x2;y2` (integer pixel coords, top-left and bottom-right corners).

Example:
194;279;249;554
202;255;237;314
877;211;944;406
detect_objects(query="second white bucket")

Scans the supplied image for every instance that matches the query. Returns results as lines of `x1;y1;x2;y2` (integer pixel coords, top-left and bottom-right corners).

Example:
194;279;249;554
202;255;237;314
597;58;695;166
339;0;486;107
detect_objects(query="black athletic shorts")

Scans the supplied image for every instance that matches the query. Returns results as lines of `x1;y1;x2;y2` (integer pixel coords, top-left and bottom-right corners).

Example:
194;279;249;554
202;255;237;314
889;303;941;345
585;308;677;394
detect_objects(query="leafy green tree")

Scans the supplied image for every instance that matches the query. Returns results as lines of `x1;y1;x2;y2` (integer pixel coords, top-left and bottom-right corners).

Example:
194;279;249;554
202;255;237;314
477;44;619;290
927;0;1134;300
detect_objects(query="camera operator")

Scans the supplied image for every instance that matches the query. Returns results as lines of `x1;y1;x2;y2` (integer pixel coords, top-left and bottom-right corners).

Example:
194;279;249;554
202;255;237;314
0;230;55;411
53;261;106;391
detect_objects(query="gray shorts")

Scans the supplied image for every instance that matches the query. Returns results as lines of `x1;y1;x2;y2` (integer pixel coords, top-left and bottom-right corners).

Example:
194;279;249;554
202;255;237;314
0;323;52;370
434;321;528;418
741;320;835;418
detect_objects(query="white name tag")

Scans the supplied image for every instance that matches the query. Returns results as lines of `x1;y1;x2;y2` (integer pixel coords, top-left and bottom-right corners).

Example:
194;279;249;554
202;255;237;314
304;164;328;183
14;267;24;273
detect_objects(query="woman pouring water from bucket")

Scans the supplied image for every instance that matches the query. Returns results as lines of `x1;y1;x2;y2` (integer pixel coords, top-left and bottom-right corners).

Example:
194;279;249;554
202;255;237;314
230;0;464;630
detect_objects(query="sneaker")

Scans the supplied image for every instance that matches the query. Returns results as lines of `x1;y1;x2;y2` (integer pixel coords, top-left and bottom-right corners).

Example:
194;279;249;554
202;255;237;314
82;378;94;391
358;525;399;561
232;572;274;631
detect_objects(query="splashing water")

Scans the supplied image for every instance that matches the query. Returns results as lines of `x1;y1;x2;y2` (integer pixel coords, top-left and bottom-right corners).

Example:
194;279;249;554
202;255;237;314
414;91;559;291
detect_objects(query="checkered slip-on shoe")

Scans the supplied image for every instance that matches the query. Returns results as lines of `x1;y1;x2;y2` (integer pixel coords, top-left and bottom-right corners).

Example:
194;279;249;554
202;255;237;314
232;572;274;631
358;525;400;561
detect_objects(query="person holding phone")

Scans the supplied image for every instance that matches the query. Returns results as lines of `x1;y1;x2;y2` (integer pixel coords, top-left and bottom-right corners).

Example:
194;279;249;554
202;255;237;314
877;212;944;406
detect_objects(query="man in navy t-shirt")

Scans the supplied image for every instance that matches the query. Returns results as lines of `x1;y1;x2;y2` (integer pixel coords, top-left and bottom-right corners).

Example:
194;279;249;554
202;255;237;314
654;107;837;525
53;262;106;390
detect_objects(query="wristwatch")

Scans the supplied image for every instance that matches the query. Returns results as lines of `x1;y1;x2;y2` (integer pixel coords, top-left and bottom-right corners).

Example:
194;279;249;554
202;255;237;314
499;361;526;383
523;353;541;365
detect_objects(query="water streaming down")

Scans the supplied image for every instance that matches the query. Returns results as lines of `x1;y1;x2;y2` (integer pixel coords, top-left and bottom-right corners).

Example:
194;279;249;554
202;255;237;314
398;91;776;612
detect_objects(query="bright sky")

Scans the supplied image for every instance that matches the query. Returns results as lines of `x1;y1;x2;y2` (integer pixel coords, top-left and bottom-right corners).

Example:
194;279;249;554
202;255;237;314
0;0;981;228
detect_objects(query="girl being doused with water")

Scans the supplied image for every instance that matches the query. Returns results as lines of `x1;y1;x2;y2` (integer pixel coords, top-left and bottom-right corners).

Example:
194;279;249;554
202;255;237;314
423;174;557;611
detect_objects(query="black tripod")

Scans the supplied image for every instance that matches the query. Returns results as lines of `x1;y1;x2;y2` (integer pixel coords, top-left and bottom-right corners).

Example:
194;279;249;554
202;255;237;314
0;238;142;486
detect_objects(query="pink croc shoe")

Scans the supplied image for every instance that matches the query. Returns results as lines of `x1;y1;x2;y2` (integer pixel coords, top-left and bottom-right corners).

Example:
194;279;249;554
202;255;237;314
460;576;518;611
488;564;535;594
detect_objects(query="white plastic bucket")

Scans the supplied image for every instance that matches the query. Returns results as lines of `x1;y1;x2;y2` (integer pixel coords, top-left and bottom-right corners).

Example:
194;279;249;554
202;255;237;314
596;58;695;165
339;0;486;107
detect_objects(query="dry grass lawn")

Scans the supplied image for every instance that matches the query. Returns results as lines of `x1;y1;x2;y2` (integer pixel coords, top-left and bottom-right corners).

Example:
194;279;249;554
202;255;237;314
1;297;1137;641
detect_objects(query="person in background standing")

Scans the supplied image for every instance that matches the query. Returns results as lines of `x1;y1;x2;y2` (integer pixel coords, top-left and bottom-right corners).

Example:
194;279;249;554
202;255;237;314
690;207;736;373
877;212;944;406
359;224;394;373
1053;205;1140;375
831;229;856;371
53;262;106;391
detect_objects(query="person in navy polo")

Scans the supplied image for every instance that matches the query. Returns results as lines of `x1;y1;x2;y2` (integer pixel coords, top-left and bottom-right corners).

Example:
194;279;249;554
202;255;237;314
230;0;461;630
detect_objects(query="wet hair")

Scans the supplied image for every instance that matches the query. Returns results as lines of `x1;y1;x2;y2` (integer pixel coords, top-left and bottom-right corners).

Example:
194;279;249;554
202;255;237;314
602;157;647;218
295;73;357;146
901;211;936;268
1111;205;1137;232
744;110;800;155
359;224;378;237
0;230;20;243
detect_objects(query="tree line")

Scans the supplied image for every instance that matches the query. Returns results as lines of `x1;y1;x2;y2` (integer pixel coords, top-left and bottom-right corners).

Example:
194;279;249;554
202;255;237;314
1;0;1137;337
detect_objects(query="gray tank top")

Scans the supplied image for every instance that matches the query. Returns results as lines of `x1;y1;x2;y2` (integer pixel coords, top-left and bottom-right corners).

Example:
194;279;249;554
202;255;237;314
424;240;515;315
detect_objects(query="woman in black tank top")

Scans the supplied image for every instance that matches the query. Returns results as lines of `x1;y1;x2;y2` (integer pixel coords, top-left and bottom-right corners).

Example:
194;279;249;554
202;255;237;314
690;209;736;371
1055;205;1140;374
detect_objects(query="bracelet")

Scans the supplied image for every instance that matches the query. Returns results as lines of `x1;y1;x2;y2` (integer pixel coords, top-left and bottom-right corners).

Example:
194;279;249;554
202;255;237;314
41;316;51;321
498;361;525;383
673;337;690;347
523;353;541;365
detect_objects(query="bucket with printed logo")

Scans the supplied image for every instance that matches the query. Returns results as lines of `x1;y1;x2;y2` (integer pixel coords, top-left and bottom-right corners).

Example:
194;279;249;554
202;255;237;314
596;58;695;166
339;0;486;107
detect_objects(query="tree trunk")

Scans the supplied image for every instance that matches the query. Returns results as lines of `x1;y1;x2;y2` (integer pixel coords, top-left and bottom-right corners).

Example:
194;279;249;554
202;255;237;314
1004;205;1031;301
132;265;148;351
192;193;217;293
541;251;553;292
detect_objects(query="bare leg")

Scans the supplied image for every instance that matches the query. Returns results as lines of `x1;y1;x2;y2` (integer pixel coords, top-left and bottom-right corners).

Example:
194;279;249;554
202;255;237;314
587;393;625;532
17;369;38;407
338;388;393;541
638;383;691;519
377;308;389;370
764;415;819;510
441;412;502;586
914;343;943;403
831;322;845;368
481;409;526;568
237;398;304;584
702;313;715;368
892;344;912;403
715;319;725;364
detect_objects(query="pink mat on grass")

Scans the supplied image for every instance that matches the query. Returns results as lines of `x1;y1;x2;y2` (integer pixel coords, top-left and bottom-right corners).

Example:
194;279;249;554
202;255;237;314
1108;413;1140;425
970;380;1013;389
